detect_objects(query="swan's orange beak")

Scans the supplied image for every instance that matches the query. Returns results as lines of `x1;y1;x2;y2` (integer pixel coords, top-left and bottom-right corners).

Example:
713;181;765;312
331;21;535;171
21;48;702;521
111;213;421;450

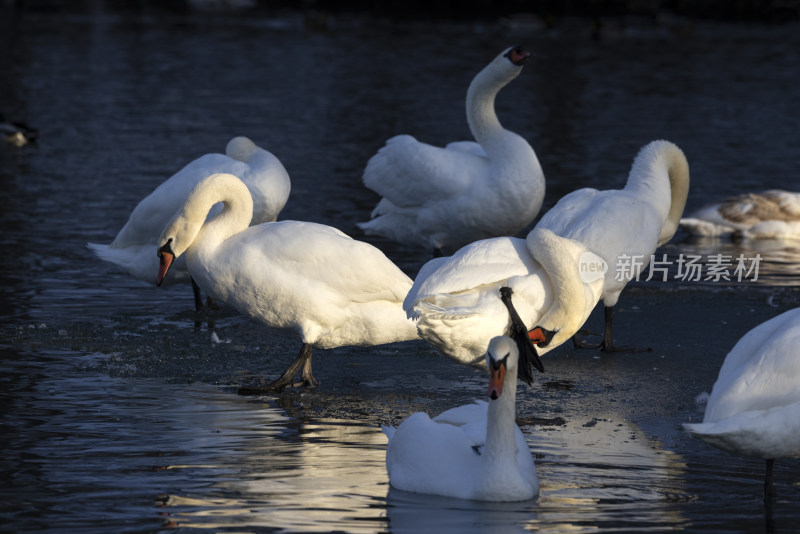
488;361;506;400
157;250;174;286
528;327;546;344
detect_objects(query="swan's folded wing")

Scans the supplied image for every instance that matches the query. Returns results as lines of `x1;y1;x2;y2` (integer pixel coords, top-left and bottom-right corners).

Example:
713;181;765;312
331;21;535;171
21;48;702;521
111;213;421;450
404;237;537;312
362;134;489;209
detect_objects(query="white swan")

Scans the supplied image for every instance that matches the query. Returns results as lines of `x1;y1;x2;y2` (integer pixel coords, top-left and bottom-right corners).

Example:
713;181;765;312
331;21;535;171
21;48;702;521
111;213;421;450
680;189;800;240
535;140;690;351
155;172;419;390
382;335;538;502
357;46;545;256
404;227;605;380
88;136;290;309
683;307;800;500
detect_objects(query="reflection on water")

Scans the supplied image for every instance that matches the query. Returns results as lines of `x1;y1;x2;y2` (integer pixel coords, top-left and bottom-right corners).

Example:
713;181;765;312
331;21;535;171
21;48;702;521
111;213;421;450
675;235;800;287
161;417;390;532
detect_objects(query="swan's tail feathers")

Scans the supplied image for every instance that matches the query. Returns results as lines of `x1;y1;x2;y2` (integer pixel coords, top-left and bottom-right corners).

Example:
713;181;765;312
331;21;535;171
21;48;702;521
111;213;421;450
381;424;396;440
87;242;116;263
499;287;545;384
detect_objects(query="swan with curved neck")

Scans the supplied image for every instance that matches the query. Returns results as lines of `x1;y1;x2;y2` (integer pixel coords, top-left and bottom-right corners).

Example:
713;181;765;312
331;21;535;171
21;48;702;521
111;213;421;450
535;139;690;351
403;227;604;377
156;172;419;390
88;136;291;310
383;335;539;502
357;46;545;256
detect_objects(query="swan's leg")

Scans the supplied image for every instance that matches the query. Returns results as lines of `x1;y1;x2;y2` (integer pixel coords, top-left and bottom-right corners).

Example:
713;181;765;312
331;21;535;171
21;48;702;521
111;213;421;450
499;287;544;384
191;278;205;311
237;343;317;395
573;306;651;352
764;458;776;503
598;306;651;353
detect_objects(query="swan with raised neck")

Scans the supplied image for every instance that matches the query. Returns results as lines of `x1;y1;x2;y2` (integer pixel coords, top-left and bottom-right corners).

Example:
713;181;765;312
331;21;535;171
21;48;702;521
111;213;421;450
357;46;545;255
383;335;539;502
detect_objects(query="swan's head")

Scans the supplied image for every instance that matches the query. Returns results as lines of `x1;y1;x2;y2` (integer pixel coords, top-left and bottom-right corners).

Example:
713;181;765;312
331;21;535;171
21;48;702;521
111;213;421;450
502;46;531;67
486;335;519;400
225;136;258;162
157;218;191;286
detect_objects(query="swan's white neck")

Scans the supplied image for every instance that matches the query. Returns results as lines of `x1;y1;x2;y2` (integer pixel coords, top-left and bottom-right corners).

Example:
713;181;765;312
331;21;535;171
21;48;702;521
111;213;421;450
625;141;690;245
465;60;521;152
526;228;602;352
163;173;254;260
485;378;519;459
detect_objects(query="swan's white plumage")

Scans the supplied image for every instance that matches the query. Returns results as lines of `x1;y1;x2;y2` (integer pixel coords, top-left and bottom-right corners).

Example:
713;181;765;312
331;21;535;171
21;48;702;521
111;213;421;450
684;307;800;460
536;140;690;309
358;47;544;254
383;336;538;501
157;173;418;385
88;136;290;287
680;189;800;240
403;228;604;367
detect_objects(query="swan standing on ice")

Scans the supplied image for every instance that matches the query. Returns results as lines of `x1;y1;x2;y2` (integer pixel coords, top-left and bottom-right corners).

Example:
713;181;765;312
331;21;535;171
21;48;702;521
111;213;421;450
683;307;800;501
88;136;290;310
404;227;605;380
357;46;545;257
156;172;419;391
680;189;800;240
535;140;690;351
383;335;539;502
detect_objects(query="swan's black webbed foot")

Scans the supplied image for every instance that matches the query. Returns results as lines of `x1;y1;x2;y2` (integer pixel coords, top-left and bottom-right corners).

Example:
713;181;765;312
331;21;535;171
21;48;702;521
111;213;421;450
237;343;318;395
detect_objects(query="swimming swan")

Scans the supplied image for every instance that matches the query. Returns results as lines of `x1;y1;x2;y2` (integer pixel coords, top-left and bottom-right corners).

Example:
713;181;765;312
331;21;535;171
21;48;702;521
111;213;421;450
357;46;545;256
155;172;419;391
535;140;690;351
88;136;290;310
683;307;800;501
404;227;605;380
383;335;539;501
680;189;800;240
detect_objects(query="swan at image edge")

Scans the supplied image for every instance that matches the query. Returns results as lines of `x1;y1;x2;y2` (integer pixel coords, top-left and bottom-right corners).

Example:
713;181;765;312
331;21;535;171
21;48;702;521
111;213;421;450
683;307;800;500
382;335;538;502
680;189;800;240
535;139;690;351
357;46;545;256
87;136;290;308
155;172;419;391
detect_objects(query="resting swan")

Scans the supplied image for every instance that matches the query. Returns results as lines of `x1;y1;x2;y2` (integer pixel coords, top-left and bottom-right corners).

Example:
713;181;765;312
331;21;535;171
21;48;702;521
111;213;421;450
404;227;605;380
156;172;419;391
88;136;290;310
535;140;690;351
680;189;800;240
357;47;545;256
383;335;539;501
683;307;800;501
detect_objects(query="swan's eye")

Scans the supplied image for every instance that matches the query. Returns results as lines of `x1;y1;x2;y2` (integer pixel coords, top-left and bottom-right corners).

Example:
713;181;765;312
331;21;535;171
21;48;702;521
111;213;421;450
157;238;174;258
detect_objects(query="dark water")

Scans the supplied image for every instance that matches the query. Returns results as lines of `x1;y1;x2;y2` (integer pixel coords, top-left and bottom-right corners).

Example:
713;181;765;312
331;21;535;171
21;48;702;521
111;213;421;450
2;3;800;533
